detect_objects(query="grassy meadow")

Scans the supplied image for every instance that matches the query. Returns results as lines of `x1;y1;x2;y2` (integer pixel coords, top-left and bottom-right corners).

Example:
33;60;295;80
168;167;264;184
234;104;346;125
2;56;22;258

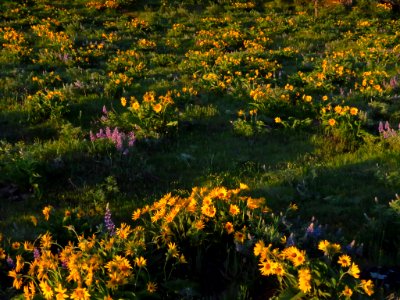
1;0;400;298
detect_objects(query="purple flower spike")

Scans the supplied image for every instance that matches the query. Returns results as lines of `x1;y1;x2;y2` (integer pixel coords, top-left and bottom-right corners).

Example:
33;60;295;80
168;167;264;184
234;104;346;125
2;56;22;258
128;132;136;147
286;233;295;247
6;257;15;268
90;131;96;142
33;248;41;260
104;203;115;235
378;121;384;133
102;105;108;115
305;222;314;238
106;127;112;139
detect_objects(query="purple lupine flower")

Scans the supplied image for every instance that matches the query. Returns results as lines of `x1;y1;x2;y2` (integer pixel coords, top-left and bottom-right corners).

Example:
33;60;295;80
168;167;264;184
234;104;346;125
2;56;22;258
128;132;136;147
305;222;315;238
6;256;15;268
378;121;384;133
116;134;123;151
345;240;356;254
102;105;108;115
61;260;68;268
104;203;115;235
105;127;112;139
111;127;119;142
74;80;83;89
390;76;398;89
96;128;104;138
91;127;135;153
90;131;96;142
385;121;390;131
286;233;295;247
33;248;41;260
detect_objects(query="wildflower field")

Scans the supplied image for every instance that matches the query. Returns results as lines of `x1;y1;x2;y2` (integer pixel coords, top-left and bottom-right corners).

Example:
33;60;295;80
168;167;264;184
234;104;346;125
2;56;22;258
1;0;400;298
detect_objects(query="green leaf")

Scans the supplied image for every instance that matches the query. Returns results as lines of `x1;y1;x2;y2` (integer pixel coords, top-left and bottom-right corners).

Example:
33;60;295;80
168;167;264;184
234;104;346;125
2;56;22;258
166;121;178;126
276;288;306;300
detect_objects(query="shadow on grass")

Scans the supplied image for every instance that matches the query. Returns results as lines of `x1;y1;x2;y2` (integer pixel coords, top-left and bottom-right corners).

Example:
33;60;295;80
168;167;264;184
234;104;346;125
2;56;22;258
0;110;59;143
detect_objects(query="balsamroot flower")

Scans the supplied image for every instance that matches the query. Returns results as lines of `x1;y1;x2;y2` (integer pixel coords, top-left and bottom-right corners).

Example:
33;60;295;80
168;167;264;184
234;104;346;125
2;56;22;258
298;268;312;293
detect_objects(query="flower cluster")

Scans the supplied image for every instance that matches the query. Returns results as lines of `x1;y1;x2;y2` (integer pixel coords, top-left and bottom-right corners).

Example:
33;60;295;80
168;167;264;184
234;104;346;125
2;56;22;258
90;126;135;154
3;184;376;299
378;121;400;139
253;238;374;298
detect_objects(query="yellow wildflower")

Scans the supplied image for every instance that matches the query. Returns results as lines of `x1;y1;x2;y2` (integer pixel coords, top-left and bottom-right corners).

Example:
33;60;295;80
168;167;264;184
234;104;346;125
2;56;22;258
239;183;249;190
225;222;234;234
39;281;53;300
131;101;140;110
348;263;360;278
12;242;20;250
318;240;329;252
342;286;353;297
334;105;343;114
201;204;216;218
135;256;147;268
152;103;162;113
70;287;91;300
234;231;245;244
9;270;23;289
132;208;141;220
30;215;38;226
298;268;312;293
194;219;205;230
282;246;306;267
40;232;52;249
15;255;24;272
23;281;36;299
179;254;187;264
55;283;69;300
350;107;358;116
42;206;52;221
253;240;265;257
273;263;285;276
167;242;179;258
361;279;374;296
120;97;127;106
116;223;132;239
338;254;351;267
229;204;240;216
147;281;157;293
0;248;6;259
259;260;275;276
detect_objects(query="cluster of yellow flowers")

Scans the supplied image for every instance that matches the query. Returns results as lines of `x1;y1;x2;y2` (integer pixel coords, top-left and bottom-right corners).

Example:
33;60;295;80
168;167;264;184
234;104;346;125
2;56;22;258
0;27;31;56
253;238;374;297
1;183;378;299
122;90;174;114
125;18;149;30
86;0;119;9
355;71;388;94
109;49;145;72
137;39;157;49
107;71;133;87
31;23;71;47
231;2;256;9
